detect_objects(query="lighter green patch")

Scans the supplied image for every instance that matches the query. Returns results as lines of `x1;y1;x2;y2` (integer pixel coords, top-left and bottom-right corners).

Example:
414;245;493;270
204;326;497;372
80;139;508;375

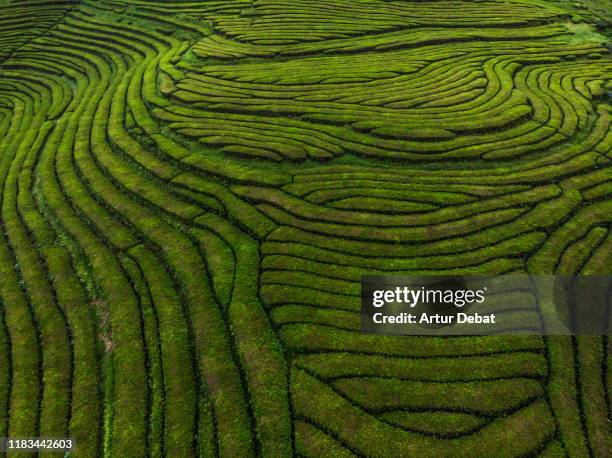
565;22;607;44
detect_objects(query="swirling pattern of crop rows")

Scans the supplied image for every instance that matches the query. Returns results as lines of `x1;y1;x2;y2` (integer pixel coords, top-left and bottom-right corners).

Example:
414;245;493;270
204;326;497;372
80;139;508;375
0;0;610;457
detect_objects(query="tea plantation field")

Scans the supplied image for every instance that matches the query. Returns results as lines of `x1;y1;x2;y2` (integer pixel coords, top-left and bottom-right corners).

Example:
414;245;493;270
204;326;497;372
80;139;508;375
0;0;610;456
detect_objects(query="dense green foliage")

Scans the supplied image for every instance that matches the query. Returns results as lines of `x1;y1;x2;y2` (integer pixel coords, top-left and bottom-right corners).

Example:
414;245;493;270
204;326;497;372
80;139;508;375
0;0;610;456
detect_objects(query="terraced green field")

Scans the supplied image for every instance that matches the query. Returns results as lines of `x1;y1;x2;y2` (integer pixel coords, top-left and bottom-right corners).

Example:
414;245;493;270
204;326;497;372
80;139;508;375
0;0;610;456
